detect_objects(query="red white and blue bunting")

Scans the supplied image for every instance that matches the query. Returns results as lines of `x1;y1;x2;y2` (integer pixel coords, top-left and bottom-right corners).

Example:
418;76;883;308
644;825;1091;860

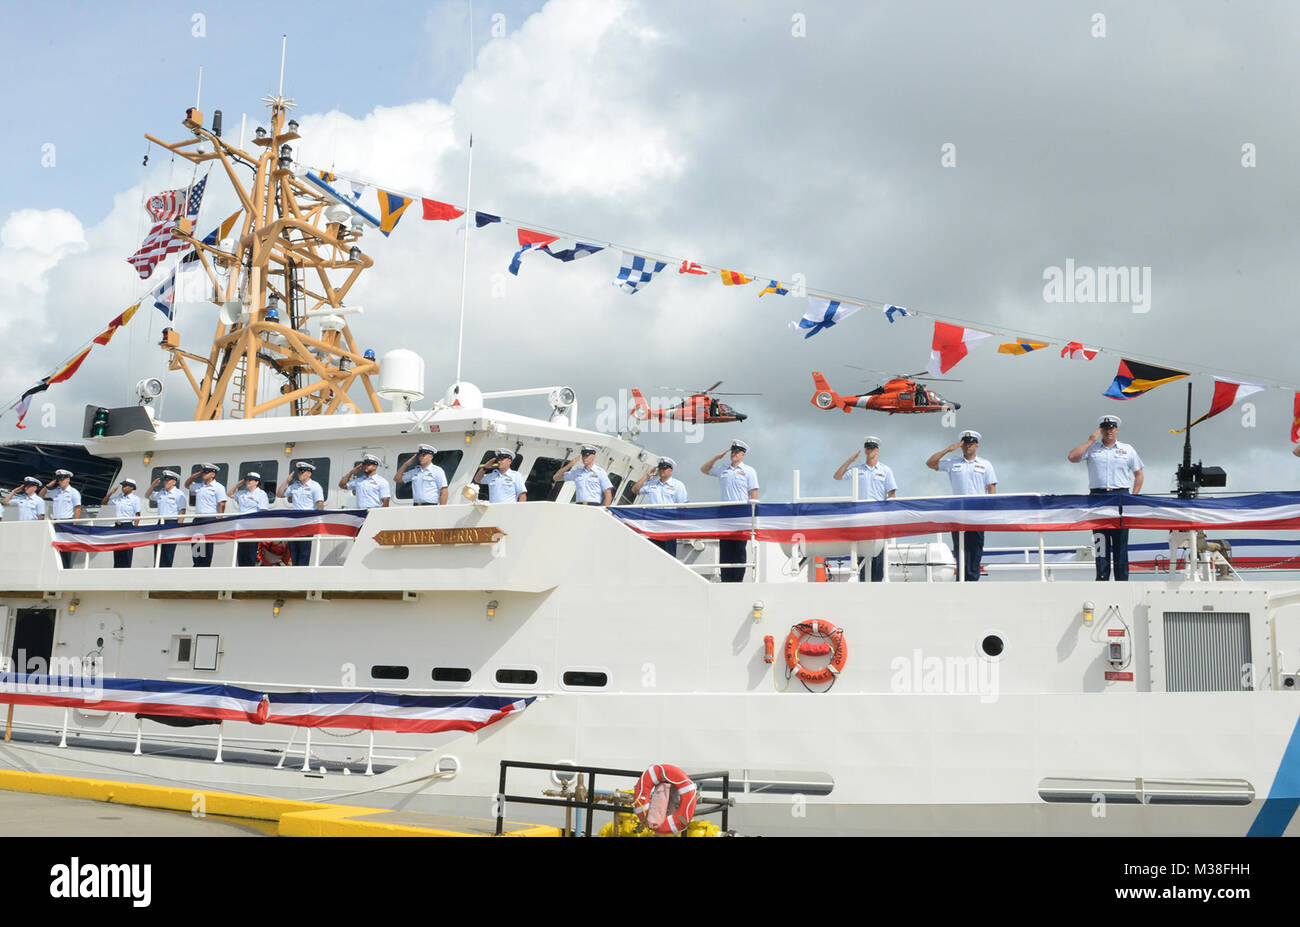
52;509;368;552
0;673;534;734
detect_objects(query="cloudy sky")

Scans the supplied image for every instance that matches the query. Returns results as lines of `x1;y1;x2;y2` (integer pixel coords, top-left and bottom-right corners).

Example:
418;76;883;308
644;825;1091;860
2;0;1297;503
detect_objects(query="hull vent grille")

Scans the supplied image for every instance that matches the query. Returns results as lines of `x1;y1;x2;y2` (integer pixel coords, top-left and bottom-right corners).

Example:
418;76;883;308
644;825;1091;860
1162;611;1250;692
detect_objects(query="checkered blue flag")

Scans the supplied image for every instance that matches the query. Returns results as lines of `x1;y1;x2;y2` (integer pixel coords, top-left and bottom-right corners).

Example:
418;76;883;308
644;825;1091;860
612;252;667;294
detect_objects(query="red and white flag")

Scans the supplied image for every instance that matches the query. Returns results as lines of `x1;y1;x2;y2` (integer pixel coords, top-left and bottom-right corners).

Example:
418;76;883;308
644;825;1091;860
678;260;707;275
1061;341;1098;361
928;322;991;376
1171;378;1265;433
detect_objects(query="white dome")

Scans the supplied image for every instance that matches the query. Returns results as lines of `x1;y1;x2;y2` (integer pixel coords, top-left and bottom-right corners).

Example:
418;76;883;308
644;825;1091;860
377;349;425;401
443;381;483;409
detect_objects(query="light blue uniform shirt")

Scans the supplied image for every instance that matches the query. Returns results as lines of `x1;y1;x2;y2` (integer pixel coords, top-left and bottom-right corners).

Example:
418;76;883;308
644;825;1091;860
938;456;997;495
233;487;270;514
108;493;142;520
482;469;525;503
285;479;324;510
1082;441;1143;490
151;487;187;516
346;474;391;508
842;463;897;502
402;464;448;504
192;480;227;515
7;492;44;521
709;462;759;502
640;477;688;505
565;465;612;503
47;486;81;519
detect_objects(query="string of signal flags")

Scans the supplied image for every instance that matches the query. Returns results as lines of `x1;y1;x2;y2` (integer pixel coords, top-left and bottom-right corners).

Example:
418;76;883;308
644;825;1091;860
7;161;1300;444
308;163;1300;443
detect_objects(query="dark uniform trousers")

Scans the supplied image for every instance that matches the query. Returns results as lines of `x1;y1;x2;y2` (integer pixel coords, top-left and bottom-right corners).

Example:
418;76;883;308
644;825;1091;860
113;523;134;569
1090;487;1130;581
652;538;678;557
156;518;178;568
858;549;886;583
950;532;985;582
719;538;748;583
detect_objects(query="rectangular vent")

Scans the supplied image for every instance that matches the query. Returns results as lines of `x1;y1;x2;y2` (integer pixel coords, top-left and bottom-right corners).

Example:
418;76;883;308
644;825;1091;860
1162;611;1250;692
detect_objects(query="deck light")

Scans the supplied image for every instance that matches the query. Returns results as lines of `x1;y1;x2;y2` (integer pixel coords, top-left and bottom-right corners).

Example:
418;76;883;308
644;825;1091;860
349;246;362;263
287;119;299;134
273;599;285;617
143;452;152;465
284;442;295;456
1082;601;1095;625
255;126;267;140
68;599;79;614
752;600;765;621
486;600;498;619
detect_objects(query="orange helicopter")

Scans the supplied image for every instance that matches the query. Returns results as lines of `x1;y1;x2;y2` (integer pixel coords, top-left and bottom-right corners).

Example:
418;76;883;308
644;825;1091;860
810;371;960;414
630;381;756;424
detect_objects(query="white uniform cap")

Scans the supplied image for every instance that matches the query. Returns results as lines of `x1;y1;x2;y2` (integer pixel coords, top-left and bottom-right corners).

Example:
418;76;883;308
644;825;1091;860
120;477;137;487
362;454;381;465
199;462;218;472
1097;414;1122;427
22;476;41;486
580;445;598;454
494;448;513;458
295;461;316;471
417;444;435;453
730;439;750;452
245;472;261;481
863;436;882;447
657;457;677;469
54;469;73;479
162;470;179;481
960;430;981;442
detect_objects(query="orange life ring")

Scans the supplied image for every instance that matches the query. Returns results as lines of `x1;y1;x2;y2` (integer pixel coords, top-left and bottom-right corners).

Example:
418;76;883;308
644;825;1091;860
632;764;699;835
784;620;847;686
252;694;271;725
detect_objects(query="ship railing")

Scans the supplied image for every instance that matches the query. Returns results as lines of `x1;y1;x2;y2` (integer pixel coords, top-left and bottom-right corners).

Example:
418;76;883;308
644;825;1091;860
39;513;351;569
495;759;732;837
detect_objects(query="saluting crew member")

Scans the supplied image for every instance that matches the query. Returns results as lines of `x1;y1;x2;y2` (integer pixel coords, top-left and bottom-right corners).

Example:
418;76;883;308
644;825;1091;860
554;445;613;506
396;444;448;506
148;471;187;568
230;472;271;567
42;470;82;568
185;464;227;567
475;450;527;502
1068;414;1144;582
340;454;391;509
701;440;759;583
278;463;325;566
102;478;142;569
630;457;688;556
834;436;897;582
926;430;998;582
5;477;46;521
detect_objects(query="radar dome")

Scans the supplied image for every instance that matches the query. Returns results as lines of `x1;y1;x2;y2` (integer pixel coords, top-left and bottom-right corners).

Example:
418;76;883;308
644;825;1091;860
443;381;483;410
377;349;425;405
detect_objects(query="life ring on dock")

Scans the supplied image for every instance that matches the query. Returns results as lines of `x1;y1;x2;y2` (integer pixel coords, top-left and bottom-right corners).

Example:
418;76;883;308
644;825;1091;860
632;764;698;835
784;620;847;686
252;695;271;725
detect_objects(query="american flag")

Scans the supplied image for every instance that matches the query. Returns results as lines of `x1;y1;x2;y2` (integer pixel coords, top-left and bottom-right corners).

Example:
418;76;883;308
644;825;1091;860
127;174;207;279
145;186;189;222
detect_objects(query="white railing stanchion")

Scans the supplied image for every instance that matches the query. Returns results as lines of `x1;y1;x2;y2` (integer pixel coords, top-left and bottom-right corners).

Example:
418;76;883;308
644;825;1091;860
58;709;69;748
792;469;801;502
365;729;375;776
1038;533;1046;582
958;531;965;583
133;717;143;755
214;721;224;763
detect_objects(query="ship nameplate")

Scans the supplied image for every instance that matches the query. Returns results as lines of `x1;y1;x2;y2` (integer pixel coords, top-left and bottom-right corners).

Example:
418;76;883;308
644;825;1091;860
373;527;504;546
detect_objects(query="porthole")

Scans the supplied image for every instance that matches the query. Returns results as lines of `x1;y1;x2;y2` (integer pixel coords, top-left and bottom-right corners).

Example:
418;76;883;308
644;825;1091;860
562;670;608;688
432;667;471;683
979;630;1007;662
495;668;538;686
371;665;410;680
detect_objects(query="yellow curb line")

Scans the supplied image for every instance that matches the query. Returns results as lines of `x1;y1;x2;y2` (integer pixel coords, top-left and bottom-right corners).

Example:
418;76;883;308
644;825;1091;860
0;769;558;837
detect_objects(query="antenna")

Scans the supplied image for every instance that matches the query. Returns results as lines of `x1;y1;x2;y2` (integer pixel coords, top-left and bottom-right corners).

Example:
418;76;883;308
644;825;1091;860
196;65;203;108
278;35;287;97
454;1;474;384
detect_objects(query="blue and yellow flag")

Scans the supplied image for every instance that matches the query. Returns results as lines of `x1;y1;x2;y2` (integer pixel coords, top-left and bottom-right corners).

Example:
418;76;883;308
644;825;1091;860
1103;359;1188;400
377;191;413;237
997;339;1048;356
759;280;789;297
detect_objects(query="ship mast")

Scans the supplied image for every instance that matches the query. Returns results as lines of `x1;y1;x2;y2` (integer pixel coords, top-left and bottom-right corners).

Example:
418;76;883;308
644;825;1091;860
144;97;382;420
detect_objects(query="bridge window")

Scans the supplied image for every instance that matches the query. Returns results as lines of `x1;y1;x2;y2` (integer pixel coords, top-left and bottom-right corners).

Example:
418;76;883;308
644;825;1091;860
617;478;639;505
147;465;182;508
494;668;538;686
395;450;464;500
525;457;566;501
236;460;279;490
